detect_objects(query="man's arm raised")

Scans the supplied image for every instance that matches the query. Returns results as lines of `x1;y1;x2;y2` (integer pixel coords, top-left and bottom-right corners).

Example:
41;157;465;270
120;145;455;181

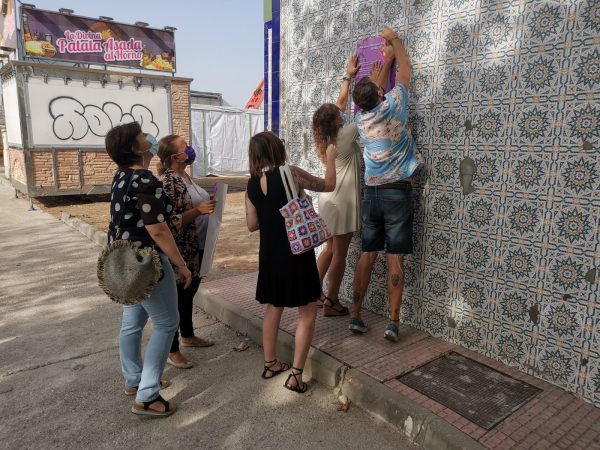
381;26;411;91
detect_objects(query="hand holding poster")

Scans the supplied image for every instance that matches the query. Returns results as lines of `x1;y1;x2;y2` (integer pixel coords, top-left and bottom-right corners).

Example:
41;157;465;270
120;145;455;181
354;36;396;114
200;183;228;277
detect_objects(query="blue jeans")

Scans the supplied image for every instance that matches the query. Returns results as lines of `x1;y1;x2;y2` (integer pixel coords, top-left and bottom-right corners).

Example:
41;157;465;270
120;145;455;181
119;254;179;402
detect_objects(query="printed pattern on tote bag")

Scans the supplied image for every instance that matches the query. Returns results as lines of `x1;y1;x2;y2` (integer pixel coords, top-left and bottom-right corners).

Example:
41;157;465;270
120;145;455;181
279;165;331;255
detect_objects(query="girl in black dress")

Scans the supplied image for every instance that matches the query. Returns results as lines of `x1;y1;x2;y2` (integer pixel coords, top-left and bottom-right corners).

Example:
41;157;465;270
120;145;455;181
245;132;336;393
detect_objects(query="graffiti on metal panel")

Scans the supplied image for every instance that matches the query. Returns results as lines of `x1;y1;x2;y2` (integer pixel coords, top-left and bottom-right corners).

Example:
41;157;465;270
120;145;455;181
48;96;159;141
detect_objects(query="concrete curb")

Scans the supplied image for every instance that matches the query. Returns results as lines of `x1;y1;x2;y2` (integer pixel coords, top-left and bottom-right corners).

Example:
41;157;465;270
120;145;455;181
342;369;484;450
196;287;484;450
60;212;107;246
196;287;344;388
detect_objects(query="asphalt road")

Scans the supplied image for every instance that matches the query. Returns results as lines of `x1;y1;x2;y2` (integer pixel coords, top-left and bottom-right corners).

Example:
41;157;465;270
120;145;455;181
0;183;418;450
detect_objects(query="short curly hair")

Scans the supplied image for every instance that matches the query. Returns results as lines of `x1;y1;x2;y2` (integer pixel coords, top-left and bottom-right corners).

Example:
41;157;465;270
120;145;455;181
105;122;143;167
312;103;341;163
352;77;380;112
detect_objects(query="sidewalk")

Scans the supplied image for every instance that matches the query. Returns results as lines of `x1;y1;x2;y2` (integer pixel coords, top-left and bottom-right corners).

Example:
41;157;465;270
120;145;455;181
198;273;600;450
0;182;420;450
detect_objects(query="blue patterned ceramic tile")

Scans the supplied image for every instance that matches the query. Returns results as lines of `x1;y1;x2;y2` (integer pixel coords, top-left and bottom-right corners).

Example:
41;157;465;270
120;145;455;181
543;251;589;294
568;46;600;93
276;0;600;406
439;15;478;64
549;204;598;249
476;11;519;56
503;198;545;240
574;0;600;39
306;49;328;82
556;154;599;198
436;64;472;103
500;243;541;285
493;326;530;367
408;26;439;64
562;102;600;146
507;152;551;193
472;106;510;145
433;107;468;144
516;51;561;97
536;343;579;389
456;318;486;352
522;2;568;46
538;300;586;350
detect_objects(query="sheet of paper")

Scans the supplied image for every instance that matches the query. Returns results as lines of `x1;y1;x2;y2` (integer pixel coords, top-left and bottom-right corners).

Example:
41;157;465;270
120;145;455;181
354;36;397;114
200;182;228;277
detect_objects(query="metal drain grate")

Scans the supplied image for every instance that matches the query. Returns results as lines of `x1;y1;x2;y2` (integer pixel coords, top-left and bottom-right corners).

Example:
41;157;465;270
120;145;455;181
398;353;541;429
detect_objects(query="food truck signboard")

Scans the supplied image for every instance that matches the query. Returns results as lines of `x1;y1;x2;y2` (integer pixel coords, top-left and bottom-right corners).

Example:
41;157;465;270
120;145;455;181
21;7;176;72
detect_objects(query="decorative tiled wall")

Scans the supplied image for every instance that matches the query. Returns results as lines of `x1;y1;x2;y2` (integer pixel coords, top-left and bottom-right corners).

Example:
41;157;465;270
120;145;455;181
273;0;600;405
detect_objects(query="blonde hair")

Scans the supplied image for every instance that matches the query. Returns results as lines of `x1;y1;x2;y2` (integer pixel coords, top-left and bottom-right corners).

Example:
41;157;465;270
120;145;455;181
156;135;180;176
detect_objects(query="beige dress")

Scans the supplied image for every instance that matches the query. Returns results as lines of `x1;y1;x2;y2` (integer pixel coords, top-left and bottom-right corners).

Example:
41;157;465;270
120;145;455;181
318;122;362;236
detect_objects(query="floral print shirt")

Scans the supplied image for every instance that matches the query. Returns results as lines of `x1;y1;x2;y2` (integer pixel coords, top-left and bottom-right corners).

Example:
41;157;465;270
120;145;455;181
161;168;201;277
355;83;422;186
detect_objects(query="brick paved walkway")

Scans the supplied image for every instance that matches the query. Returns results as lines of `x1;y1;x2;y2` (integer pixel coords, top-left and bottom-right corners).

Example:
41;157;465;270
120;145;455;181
203;272;600;450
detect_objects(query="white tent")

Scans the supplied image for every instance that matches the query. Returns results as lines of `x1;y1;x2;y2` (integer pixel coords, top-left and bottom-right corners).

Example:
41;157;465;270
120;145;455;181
190;105;263;177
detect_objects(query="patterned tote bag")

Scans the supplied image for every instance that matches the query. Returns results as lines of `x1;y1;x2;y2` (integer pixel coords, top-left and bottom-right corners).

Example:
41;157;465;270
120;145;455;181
279;164;331;255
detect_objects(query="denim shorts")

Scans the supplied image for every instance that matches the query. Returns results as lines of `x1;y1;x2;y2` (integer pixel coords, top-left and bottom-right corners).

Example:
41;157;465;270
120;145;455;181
361;186;414;254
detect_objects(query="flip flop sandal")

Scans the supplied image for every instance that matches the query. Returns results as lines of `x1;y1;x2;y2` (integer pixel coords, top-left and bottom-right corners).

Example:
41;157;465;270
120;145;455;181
167;357;194;369
323;297;350;317
284;367;308;393
124;379;171;396
261;359;291;379
131;394;176;417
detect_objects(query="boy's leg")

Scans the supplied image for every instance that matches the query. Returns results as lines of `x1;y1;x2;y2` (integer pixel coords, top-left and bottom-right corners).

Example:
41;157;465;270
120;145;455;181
381;187;414;341
350;188;384;332
351;251;378;319
386;253;405;322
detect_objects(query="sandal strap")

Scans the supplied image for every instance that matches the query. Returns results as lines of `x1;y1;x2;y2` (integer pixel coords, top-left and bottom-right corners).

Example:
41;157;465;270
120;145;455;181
285;369;308;393
265;359;290;370
143;394;170;412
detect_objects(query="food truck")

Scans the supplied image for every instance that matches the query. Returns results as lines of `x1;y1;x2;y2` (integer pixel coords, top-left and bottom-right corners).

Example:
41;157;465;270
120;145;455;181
1;4;192;196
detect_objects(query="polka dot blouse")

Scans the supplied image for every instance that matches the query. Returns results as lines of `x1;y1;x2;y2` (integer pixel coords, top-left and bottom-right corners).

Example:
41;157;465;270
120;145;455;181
107;168;174;249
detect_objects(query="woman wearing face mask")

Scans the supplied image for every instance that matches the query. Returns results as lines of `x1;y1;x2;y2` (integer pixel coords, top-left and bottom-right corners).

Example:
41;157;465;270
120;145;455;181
157;135;216;369
105;122;192;417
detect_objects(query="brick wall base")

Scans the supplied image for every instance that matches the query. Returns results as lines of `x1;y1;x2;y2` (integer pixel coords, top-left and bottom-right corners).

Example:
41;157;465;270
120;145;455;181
7;148;26;184
171;80;190;143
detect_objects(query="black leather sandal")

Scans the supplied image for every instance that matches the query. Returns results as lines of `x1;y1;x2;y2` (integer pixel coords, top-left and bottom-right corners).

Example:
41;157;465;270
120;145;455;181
323;297;349;317
262;359;291;379
284;367;308;393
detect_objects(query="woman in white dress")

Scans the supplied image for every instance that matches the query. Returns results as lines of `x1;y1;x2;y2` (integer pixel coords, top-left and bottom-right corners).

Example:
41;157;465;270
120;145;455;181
313;55;362;317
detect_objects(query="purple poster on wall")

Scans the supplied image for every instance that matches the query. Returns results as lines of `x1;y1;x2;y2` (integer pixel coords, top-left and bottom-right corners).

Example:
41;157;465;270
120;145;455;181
21;7;176;73
354;36;396;113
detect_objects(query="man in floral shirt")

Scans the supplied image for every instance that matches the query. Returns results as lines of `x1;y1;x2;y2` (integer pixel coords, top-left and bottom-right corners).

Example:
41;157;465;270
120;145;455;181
350;26;420;342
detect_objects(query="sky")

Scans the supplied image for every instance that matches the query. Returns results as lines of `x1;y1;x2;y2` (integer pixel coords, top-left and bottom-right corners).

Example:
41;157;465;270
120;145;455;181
28;0;264;107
